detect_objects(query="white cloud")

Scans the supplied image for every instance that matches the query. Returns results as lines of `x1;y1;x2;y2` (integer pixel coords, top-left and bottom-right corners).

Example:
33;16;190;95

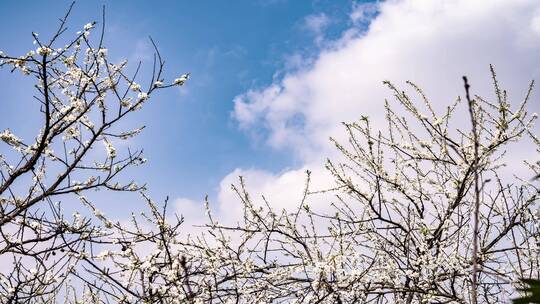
180;0;540;225
350;1;379;25
173;197;208;235
233;0;540;163
303;13;331;46
215;166;334;220
173;166;342;236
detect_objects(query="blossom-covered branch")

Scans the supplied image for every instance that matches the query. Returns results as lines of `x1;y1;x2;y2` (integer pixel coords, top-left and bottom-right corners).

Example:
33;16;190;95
0;4;188;302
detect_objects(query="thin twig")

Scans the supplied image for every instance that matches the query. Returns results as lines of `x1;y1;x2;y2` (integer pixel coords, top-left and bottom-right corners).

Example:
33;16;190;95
463;75;480;304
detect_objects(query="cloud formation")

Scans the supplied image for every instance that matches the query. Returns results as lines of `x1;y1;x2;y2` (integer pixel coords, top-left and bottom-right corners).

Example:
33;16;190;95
181;0;540;221
234;0;540;161
303;13;331;46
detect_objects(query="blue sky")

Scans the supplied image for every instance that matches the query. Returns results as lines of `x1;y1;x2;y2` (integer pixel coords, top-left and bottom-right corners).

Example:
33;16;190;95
2;1;540;222
0;1;370;204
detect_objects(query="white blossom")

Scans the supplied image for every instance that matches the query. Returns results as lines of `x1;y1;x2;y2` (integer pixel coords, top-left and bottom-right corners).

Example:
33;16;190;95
173;73;190;86
83;22;94;31
103;139;116;158
36;46;53;56
0;129;22;146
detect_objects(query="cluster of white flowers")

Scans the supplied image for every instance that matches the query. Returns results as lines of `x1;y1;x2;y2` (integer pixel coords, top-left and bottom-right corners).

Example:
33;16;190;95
103;139;116;159
83;23;94;31
120;97;132;108
130;82;141;92
137;92;148;101
36;46;53;56
0;129;22;147
174;73;190;86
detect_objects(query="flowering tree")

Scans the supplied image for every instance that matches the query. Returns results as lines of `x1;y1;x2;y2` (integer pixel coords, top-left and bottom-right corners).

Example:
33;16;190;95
1;5;539;304
321;71;539;303
53;70;538;303
0;4;188;302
